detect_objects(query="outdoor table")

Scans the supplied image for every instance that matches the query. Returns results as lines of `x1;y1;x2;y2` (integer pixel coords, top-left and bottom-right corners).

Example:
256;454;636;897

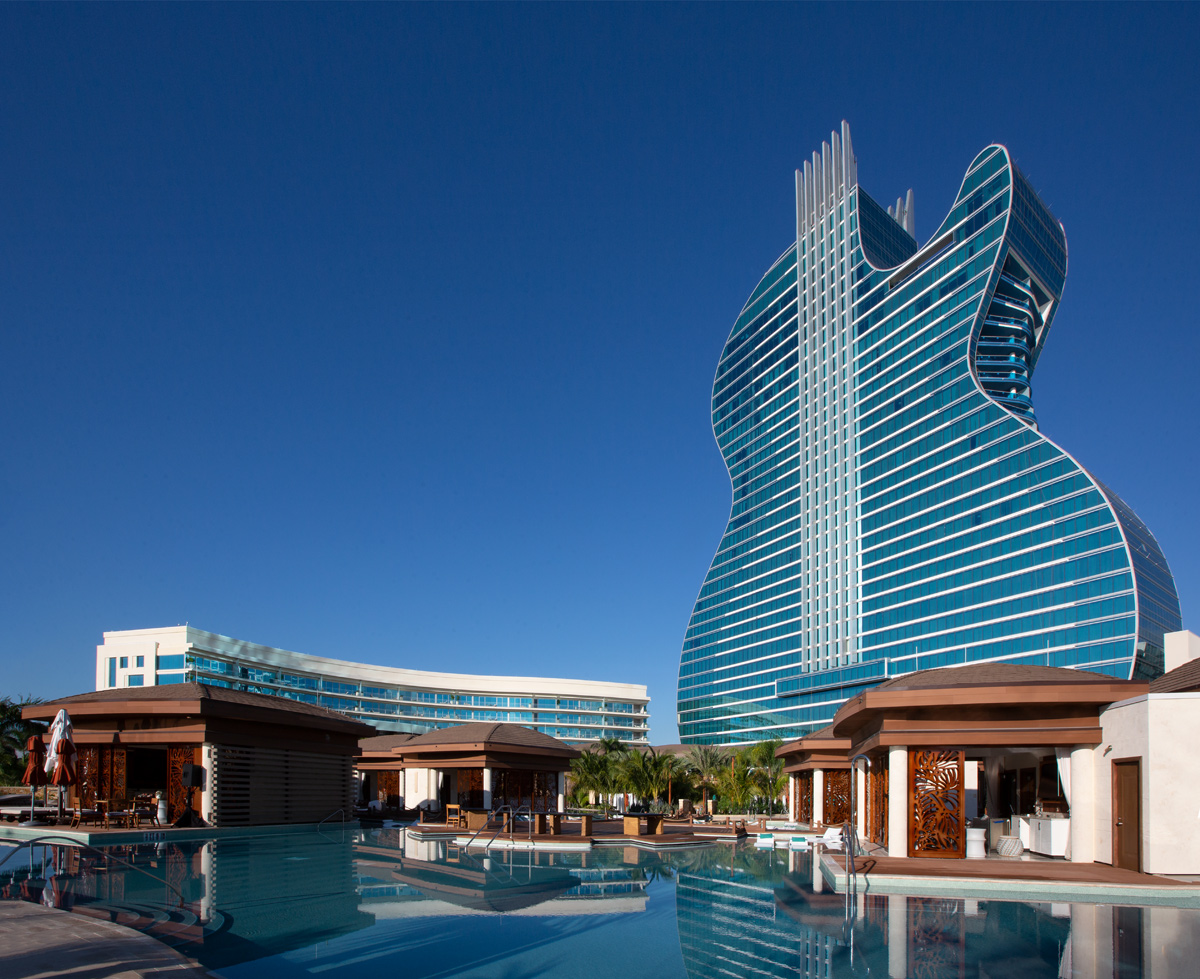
622;813;665;836
530;812;562;835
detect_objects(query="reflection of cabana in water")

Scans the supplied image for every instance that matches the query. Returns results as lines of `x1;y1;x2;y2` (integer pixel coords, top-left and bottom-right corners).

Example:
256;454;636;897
360;849;578;913
775;726;852;829
356;722;580;814
23;684;373;826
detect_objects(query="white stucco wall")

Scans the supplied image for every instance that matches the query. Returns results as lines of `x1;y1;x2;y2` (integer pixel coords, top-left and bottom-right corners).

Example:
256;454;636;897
1097;693;1200;875
1094;697;1146;867
1164;629;1200;673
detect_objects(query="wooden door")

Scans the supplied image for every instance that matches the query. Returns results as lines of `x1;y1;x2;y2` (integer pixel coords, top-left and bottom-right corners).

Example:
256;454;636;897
823;770;851;826
909;749;965;859
798;771;813;824
1112;759;1142;872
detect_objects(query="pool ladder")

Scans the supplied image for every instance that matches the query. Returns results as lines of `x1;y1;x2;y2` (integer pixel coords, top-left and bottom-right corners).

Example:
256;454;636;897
842;754;871;973
462;803;533;850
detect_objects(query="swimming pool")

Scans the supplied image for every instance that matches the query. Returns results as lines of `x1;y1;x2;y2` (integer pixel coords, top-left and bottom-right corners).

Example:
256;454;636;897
3;828;1198;978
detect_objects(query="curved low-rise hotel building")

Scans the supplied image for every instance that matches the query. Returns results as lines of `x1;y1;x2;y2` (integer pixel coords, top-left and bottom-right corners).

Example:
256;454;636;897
96;625;650;746
678;123;1182;744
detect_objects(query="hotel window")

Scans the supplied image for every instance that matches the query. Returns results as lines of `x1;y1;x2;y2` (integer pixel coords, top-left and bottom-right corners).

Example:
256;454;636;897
136;655;144;668
108;658;116;687
127;675;144;687
119;657;128;669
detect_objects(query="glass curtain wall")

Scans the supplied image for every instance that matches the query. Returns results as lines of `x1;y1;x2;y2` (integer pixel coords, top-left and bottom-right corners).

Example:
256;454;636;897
678;124;1181;744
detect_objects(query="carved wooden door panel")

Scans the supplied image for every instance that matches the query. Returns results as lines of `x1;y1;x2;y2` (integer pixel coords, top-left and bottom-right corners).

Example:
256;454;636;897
167;746;193;822
457;768;483;809
92;746;127;807
76;746;99;807
909;749;964;858
869;763;889;848
798;771;813;823
109;747;127;802
824;769;851;827
378;770;399;806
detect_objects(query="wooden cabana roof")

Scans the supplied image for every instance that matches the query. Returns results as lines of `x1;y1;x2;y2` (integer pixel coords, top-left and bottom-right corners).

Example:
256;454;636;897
359;733;419;751
356;722;580;772
22;683;375;751
830;663;1146;754
1150;658;1200;693
775;725;852;774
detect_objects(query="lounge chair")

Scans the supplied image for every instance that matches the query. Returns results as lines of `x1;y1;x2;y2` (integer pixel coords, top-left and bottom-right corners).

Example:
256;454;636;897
788;835;811;850
817;826;844;850
755;832;774;849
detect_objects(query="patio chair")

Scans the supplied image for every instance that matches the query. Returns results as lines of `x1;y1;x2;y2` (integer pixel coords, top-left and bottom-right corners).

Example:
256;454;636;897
788;835;811;850
103;800;132;829
817;826;844;850
755;833;775;849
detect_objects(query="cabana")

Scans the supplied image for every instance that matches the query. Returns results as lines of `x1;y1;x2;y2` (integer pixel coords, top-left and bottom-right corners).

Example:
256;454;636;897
829;663;1145;862
355;722;580;815
1093;630;1200;873
357;732;419;809
775;726;852;828
23;684;374;827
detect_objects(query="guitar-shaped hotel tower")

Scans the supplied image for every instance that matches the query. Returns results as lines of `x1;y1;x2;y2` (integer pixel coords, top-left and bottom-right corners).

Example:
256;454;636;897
678;123;1181;744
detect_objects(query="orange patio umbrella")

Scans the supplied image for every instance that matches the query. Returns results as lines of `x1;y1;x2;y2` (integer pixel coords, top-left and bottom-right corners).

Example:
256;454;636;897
50;736;77;788
21;735;47;825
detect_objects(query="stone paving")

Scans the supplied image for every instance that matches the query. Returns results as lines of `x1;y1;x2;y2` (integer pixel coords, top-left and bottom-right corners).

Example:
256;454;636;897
0;901;215;979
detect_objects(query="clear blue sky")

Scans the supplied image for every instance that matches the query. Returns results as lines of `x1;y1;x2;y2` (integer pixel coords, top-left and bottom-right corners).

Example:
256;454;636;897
3;4;1198;743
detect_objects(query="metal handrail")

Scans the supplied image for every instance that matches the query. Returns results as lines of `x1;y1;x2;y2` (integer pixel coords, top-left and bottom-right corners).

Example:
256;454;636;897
461;804;533;850
844;753;871;923
318;808;345;828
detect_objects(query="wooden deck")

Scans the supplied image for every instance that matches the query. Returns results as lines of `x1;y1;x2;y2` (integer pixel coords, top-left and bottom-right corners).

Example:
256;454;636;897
408;816;746;848
827;853;1189;888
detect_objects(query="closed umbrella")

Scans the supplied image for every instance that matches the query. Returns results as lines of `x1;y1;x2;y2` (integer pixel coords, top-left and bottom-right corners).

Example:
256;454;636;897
21;735;47;825
44;710;74;820
50;736;77;825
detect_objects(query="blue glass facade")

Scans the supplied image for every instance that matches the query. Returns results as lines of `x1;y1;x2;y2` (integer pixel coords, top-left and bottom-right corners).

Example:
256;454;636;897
185;653;649;745
96;626;650;747
678;124;1181;744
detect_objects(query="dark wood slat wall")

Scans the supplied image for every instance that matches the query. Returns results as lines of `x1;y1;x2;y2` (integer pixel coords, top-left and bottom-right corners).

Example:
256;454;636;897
212;745;354;826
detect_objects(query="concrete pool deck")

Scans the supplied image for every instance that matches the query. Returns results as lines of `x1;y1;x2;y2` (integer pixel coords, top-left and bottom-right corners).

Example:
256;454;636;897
819;851;1200;908
0;900;216;979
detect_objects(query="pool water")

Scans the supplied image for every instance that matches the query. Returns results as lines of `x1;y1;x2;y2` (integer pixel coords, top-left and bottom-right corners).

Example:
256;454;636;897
3;828;1198;978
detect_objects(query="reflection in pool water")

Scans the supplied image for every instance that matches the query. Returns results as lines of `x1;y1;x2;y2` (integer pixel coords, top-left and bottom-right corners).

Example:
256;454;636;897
2;830;1198;978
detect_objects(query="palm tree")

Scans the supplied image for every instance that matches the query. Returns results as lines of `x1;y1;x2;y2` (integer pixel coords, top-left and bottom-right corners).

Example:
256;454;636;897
0;696;44;786
569;749;610;806
748;739;785;816
715;748;754;814
685;744;728;814
595;735;628;756
595;736;630;809
617;748;657;805
616;748;685;808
